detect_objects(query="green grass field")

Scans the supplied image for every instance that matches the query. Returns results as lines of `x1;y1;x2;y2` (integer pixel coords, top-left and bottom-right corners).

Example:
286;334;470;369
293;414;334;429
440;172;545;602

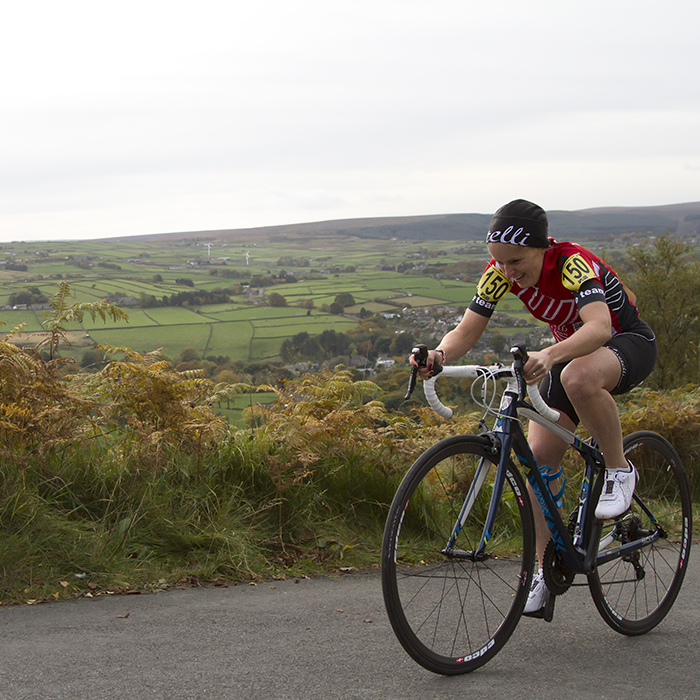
205;320;254;359
211;391;278;426
87;324;213;359
0;309;44;332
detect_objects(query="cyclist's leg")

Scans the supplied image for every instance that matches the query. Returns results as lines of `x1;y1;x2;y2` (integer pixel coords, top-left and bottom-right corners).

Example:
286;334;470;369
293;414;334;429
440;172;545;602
527;418;575;567
559;346;625;469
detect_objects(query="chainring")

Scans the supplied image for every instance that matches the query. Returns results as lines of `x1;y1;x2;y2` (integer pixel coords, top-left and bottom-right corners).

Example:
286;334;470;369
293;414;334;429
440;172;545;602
543;537;575;596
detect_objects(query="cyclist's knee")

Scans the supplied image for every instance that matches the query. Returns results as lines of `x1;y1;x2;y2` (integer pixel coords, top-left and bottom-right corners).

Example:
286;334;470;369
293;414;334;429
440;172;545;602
560;360;603;403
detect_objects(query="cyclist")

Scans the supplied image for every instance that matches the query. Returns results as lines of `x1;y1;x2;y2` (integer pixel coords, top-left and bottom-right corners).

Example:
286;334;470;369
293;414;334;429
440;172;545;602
411;198;657;615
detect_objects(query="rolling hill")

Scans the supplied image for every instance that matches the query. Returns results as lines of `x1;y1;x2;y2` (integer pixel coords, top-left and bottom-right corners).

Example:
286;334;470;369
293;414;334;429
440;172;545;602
116;201;700;245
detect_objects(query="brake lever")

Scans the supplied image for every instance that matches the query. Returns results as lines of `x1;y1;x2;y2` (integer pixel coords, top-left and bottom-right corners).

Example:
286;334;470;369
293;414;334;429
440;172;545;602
510;344;529;397
404;344;426;399
510;344;529;367
405;367;418;400
405;344;442;400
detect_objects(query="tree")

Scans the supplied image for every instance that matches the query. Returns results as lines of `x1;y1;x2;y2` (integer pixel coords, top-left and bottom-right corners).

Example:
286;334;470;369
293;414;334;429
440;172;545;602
268;292;288;307
374;336;393;355
491;333;508;357
626;235;700;389
179;348;200;362
318;329;350;356
9;291;34;305
80;348;110;371
334;292;355;308
299;336;324;360
390;332;416;357
139;292;160;308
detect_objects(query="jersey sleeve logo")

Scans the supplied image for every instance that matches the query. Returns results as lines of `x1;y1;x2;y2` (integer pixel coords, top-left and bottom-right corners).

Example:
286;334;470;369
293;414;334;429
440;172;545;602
476;265;512;303
561;253;598;291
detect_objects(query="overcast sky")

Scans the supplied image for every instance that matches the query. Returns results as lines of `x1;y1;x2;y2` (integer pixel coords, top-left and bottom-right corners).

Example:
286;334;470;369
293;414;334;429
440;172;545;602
2;0;699;242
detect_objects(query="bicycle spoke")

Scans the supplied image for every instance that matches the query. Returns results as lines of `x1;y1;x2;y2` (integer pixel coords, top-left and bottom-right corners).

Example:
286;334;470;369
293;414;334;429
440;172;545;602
383;436;534;675
589;432;692;635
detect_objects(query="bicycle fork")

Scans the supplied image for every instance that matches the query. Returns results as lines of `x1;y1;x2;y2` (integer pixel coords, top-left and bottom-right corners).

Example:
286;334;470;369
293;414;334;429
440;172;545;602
442;453;493;560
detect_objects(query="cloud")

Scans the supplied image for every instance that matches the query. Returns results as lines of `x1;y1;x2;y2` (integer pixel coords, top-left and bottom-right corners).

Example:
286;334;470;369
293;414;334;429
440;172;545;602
2;0;700;241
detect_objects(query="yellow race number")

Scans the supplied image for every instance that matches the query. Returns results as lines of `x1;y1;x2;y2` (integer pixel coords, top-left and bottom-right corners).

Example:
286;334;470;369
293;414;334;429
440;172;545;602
561;254;598;291
477;266;512;302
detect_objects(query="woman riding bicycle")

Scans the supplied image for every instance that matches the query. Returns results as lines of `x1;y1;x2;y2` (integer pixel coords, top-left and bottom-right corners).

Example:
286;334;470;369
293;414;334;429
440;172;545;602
411;198;657;615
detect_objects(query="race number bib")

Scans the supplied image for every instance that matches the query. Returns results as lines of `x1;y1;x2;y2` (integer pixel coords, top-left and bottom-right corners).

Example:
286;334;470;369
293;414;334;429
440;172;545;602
476;266;512;303
561;254;598;291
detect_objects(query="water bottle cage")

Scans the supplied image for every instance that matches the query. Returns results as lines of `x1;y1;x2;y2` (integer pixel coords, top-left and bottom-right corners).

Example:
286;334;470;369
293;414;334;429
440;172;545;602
539;464;566;509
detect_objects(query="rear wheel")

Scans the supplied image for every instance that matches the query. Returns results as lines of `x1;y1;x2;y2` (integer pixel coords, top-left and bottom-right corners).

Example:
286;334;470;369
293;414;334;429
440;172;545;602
382;435;535;675
588;431;692;635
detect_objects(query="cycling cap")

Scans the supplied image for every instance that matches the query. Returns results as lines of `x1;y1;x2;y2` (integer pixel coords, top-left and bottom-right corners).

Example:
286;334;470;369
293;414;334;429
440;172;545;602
486;199;549;248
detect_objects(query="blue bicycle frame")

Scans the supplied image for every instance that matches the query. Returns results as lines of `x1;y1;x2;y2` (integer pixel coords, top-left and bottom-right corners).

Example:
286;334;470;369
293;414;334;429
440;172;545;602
442;352;665;575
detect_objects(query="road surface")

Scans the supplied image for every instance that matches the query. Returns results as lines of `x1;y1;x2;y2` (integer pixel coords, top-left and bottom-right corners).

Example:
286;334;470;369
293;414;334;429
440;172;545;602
1;556;698;700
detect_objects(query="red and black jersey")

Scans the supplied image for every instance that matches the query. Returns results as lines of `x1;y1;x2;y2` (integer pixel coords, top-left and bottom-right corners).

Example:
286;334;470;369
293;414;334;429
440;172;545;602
469;240;649;343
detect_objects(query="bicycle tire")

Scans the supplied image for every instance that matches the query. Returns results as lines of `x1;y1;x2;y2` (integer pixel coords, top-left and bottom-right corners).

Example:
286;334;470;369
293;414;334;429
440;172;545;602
381;434;535;675
588;430;692;635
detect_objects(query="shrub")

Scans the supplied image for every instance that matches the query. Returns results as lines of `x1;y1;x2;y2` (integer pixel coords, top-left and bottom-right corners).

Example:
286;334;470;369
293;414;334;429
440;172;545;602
86;347;227;468
618;386;700;498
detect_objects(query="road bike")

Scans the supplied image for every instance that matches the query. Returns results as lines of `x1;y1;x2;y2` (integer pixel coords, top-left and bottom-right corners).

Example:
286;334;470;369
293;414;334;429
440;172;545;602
381;345;692;675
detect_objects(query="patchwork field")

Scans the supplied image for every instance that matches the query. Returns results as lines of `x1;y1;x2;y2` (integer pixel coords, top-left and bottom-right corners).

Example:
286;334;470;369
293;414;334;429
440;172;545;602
1;230;541;363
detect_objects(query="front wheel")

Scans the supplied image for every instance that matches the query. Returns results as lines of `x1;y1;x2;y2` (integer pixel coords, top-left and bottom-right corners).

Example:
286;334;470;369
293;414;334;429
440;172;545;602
381;435;535;675
588;431;692;635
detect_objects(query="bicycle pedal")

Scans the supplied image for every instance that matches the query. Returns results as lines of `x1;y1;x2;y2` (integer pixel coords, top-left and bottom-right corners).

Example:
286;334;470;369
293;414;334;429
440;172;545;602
522;594;556;622
542;592;556;622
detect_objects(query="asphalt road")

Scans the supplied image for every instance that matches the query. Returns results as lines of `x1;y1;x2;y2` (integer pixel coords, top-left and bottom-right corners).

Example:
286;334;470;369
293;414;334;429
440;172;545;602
1;554;698;700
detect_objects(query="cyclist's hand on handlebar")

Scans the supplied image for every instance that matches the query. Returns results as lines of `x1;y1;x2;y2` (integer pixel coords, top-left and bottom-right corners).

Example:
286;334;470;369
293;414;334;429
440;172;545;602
523;349;553;385
409;348;443;378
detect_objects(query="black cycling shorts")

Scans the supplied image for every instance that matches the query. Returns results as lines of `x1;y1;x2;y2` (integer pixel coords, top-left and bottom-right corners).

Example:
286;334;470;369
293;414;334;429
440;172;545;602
540;329;657;425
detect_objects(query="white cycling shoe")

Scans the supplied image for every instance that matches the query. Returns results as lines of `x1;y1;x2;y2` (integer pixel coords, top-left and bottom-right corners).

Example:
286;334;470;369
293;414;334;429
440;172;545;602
595;463;637;520
523;569;550;614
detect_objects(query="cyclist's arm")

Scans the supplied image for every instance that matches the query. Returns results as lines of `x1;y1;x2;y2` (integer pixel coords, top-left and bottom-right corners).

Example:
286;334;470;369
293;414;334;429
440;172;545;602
412;309;490;374
524;301;612;381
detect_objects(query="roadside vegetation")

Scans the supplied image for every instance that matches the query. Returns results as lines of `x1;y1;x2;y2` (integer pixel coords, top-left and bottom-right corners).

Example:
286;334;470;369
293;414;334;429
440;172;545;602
0;294;479;602
1;234;699;605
